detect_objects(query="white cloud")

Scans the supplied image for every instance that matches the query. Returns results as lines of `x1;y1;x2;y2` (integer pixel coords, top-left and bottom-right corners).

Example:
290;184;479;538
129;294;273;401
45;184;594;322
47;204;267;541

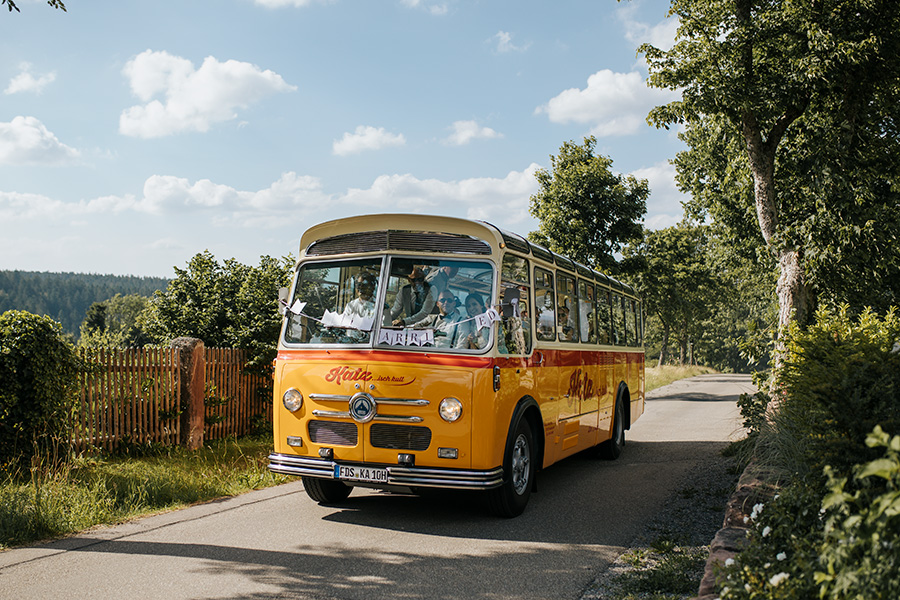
617;3;679;52
444;120;502;146
338;164;541;226
0;116;81;166
253;0;321;7
630;160;687;229
492;31;529;53
119;50;296;138
333;125;406;156
0;165;541;230
4;62;56;95
535;69;679;137
400;0;448;16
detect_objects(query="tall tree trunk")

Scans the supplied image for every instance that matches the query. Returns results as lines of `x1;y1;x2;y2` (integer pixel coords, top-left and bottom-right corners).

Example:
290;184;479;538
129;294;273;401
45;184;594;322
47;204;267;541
658;316;669;367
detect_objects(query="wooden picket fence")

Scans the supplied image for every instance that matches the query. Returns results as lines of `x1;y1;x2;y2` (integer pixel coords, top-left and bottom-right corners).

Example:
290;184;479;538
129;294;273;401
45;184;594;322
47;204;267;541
73;347;272;452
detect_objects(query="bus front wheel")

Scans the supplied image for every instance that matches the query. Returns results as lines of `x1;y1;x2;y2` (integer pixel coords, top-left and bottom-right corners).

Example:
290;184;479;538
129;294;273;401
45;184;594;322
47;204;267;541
488;417;535;518
302;476;352;504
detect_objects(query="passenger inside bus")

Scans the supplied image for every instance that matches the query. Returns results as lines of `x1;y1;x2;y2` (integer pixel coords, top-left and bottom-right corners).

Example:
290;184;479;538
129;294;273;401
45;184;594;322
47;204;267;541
411;290;465;348
456;292;489;350
390;265;437;326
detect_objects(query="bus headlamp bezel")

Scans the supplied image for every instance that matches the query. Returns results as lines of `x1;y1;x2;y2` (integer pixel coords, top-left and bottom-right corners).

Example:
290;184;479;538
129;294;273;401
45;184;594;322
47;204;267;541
439;397;463;422
282;388;304;412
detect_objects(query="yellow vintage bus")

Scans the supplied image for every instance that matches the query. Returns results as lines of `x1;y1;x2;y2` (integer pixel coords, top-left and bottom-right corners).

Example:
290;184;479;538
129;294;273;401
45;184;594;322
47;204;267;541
268;214;644;517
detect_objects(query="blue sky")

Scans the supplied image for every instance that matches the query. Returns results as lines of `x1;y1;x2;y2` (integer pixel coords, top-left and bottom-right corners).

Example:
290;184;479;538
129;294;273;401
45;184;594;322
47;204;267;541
0;0;684;277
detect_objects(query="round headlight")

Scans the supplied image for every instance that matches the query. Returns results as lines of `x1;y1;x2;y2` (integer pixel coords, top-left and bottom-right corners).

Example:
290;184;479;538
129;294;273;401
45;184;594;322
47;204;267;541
282;388;303;412
439;397;463;422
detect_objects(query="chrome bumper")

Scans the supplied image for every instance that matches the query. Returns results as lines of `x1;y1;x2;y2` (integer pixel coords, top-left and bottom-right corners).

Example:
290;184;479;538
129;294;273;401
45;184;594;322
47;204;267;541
268;452;504;490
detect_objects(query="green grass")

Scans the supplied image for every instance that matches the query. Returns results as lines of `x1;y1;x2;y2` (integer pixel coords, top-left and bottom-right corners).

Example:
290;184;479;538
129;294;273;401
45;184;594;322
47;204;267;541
646;364;717;393
0;437;287;550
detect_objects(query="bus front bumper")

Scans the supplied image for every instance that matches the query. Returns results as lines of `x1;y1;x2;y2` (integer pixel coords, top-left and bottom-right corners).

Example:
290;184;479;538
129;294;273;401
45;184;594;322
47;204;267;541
268;452;504;490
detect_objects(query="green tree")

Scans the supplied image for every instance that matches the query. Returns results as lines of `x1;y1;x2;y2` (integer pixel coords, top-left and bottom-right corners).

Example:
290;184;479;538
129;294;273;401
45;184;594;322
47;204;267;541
641;0;900;339
78;294;152;349
528;136;648;275
625;225;721;366
141;252;293;372
3;0;65;13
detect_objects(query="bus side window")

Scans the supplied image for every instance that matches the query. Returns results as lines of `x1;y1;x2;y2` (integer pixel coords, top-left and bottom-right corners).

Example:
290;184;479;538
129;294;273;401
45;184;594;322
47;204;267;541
636;299;643;345
596;287;611;345
612;293;626;345
500;254;532;355
579;279;596;344
534;267;555;342
625;298;636;347
556;273;578;343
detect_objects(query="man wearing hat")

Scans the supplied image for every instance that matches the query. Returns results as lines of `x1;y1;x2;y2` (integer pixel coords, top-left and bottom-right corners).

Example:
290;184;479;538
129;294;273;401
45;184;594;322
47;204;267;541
390;266;437;326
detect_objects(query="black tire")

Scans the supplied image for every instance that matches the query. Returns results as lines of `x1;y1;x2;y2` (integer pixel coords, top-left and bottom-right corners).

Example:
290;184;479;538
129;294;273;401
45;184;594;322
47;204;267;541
598;395;625;460
302;476;352;504
488;416;535;518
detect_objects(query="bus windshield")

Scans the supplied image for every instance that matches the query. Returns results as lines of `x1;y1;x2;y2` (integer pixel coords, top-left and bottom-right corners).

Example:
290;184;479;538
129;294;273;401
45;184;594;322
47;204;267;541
283;256;495;352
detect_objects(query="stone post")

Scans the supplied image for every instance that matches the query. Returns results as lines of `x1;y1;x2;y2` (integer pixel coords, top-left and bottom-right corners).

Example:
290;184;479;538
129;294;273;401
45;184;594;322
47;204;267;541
171;337;206;450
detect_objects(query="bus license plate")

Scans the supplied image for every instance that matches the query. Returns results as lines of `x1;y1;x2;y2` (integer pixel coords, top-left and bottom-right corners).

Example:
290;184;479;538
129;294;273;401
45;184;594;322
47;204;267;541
334;464;389;484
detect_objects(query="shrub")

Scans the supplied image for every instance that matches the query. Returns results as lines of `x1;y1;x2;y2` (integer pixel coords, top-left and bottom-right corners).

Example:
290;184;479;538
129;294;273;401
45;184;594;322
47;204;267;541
0;311;84;473
815;426;900;600
777;305;900;474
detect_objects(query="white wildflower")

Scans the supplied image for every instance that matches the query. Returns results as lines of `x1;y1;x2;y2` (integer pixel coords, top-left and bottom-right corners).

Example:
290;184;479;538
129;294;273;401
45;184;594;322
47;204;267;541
777;552;787;561
762;526;772;537
751;503;765;520
770;572;790;586
725;558;735;566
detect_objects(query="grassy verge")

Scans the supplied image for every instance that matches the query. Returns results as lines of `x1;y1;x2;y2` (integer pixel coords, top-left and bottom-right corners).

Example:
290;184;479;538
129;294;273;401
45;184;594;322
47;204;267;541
0;436;287;550
645;364;717;393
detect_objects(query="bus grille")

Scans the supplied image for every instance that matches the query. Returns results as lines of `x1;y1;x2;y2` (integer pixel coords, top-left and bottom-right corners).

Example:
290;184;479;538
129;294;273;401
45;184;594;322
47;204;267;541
370;424;432;451
306;230;491;256
308;421;358;446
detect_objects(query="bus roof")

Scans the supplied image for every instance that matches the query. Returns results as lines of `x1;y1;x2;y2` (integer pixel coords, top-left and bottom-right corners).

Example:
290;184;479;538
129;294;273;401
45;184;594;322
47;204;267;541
297;214;637;297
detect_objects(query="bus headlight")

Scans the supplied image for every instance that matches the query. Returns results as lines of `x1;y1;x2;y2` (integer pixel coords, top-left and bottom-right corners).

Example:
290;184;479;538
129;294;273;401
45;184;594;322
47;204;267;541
439;397;462;422
282;388;304;412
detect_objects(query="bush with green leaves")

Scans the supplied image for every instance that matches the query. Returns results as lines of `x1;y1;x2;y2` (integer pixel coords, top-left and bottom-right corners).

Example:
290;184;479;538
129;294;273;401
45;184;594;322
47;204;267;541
718;427;900;600
777;305;900;473
0;310;85;473
816;426;900;600
715;305;900;599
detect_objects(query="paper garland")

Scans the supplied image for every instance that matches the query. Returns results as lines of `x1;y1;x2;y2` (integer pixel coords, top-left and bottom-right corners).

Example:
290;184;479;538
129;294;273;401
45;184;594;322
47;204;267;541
281;298;503;347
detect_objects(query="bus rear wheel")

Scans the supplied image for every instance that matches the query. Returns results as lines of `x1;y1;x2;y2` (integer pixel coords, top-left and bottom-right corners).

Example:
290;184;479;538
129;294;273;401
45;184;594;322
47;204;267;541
302;476;352;504
598;396;625;460
488;417;534;518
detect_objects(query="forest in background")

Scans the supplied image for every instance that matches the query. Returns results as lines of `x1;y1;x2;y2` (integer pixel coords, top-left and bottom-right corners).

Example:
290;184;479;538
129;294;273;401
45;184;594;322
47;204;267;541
0;270;170;338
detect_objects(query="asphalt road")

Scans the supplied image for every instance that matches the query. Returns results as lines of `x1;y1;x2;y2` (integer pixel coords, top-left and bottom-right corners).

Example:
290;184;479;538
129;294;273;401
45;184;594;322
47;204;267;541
0;374;751;600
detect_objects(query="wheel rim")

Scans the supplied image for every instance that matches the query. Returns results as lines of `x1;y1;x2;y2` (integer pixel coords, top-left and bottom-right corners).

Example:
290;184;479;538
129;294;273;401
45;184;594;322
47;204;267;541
511;433;531;495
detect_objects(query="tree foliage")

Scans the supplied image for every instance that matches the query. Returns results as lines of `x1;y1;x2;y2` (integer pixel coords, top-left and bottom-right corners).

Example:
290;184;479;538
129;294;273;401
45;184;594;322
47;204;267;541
528;136;648;275
626;225;720;366
2;0;65;13
0;271;169;338
78;294;152;349
141;252;293;372
642;0;900;335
